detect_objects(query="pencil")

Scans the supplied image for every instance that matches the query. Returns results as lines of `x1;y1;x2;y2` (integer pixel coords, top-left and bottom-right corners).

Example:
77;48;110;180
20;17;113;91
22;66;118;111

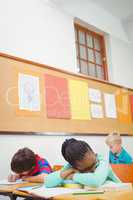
73;191;104;195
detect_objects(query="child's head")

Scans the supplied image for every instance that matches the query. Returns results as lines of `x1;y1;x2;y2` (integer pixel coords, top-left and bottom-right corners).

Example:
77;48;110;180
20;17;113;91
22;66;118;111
105;132;122;154
61;138;96;172
11;147;36;175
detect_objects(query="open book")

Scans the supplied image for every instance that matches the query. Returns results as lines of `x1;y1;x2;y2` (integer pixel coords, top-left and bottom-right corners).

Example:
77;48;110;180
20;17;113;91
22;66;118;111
17;185;104;198
16;181;132;199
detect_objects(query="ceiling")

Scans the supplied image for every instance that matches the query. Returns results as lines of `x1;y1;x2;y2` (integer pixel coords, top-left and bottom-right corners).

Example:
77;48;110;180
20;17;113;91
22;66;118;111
50;0;133;21
91;0;133;21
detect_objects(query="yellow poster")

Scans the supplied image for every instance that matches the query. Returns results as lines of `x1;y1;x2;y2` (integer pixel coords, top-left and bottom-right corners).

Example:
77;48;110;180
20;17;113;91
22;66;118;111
69;79;90;120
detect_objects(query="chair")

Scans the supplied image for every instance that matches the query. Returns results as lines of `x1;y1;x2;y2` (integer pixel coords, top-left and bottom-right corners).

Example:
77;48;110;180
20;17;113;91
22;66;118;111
111;164;133;183
53;165;62;171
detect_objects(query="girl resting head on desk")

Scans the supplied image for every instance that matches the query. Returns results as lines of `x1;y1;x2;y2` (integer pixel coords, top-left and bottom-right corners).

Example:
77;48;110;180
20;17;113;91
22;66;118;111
8;147;52;183
45;138;121;188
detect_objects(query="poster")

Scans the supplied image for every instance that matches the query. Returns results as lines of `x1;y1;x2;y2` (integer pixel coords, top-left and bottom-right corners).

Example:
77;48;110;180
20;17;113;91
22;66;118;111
90;104;103;118
18;73;40;111
89;88;102;103
69;80;90;120
104;93;117;118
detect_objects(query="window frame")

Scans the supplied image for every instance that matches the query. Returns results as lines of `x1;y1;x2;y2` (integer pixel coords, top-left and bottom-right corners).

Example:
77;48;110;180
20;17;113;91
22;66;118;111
75;24;108;81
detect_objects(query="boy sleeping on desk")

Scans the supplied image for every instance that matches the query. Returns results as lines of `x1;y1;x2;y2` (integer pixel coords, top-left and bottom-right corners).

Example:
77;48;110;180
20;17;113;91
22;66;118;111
8;147;52;183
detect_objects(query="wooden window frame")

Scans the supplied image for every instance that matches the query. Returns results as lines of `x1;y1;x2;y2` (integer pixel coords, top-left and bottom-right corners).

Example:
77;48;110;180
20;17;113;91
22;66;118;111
75;24;108;81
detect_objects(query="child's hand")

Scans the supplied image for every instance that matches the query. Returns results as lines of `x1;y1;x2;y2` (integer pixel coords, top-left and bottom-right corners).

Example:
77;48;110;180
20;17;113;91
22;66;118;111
60;168;75;179
8;174;20;182
65;173;75;180
65;169;79;180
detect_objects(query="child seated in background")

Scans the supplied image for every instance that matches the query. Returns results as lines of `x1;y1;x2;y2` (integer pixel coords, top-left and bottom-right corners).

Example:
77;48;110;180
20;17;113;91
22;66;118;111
8;147;52;183
105;132;133;164
45;138;120;188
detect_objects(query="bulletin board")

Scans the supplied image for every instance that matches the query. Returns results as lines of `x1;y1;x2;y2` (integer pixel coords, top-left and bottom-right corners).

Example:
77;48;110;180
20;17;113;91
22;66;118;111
0;52;133;135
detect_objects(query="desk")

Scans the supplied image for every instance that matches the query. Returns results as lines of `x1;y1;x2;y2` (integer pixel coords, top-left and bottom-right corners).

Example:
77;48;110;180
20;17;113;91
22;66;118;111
0;184;133;200
0;182;42;200
54;191;133;200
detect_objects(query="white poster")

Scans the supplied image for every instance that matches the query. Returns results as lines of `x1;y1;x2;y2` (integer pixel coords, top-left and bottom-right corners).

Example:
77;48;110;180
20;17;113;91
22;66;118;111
18;73;40;111
90;104;103;118
89;88;102;103
104;93;117;118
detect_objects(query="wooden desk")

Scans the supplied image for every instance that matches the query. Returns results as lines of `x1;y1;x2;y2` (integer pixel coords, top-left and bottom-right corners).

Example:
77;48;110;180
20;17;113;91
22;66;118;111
0;183;133;200
0;182;42;200
53;191;133;200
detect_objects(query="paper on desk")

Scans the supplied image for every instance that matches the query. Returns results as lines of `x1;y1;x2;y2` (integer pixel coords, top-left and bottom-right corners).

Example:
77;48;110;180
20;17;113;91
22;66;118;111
17;186;100;198
100;181;133;191
84;181;133;192
0;179;26;185
17;185;41;191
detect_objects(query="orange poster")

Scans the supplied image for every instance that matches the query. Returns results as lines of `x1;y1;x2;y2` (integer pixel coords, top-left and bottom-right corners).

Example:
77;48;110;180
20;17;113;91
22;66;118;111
116;91;132;124
130;95;133;121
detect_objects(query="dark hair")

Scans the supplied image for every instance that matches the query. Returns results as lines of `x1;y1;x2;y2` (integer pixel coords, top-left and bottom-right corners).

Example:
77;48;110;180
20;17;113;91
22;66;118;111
61;138;93;167
11;148;36;173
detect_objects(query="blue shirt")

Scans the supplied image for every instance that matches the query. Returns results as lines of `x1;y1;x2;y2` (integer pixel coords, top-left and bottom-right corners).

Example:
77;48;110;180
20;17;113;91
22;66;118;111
109;148;133;164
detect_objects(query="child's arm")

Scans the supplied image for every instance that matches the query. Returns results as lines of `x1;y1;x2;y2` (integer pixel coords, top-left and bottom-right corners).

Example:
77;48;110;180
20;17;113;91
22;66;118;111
22;170;73;183
45;164;74;187
22;174;48;183
73;155;120;187
72;160;109;187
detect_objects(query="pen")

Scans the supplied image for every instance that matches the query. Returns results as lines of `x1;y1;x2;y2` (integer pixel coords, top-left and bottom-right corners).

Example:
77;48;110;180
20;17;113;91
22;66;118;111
30;185;42;190
73;191;104;195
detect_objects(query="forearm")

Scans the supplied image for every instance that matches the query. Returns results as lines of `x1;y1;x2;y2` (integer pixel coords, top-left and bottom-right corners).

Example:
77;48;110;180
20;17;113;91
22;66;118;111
45;171;64;188
45;164;75;188
73;163;109;187
23;174;48;183
73;173;102;187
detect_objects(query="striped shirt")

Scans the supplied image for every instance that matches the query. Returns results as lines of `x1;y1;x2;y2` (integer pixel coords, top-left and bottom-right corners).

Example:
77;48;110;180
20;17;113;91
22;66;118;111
28;154;52;176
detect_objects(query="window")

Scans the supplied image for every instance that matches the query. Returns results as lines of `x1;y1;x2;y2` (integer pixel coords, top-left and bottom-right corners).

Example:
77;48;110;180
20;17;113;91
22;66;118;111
75;24;108;80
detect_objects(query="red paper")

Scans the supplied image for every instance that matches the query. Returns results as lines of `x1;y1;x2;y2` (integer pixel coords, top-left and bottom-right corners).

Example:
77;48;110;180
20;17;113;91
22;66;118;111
44;74;71;119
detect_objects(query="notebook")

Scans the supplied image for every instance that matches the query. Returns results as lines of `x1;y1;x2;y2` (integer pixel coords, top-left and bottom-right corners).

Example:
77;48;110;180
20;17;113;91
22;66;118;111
17;185;104;198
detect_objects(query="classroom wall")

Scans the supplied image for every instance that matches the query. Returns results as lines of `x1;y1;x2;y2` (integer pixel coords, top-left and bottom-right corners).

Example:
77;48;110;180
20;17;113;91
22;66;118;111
0;0;133;179
110;36;133;88
59;0;128;41
124;20;133;42
0;0;76;72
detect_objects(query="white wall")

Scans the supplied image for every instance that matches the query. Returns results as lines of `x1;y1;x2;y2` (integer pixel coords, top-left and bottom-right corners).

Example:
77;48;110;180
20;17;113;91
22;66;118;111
0;0;133;179
110;36;133;88
59;0;128;41
0;0;76;72
124;20;133;42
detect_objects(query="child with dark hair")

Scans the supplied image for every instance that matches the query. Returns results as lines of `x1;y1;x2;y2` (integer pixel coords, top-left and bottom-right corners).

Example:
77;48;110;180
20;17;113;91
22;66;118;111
8;147;52;183
45;138;120;188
